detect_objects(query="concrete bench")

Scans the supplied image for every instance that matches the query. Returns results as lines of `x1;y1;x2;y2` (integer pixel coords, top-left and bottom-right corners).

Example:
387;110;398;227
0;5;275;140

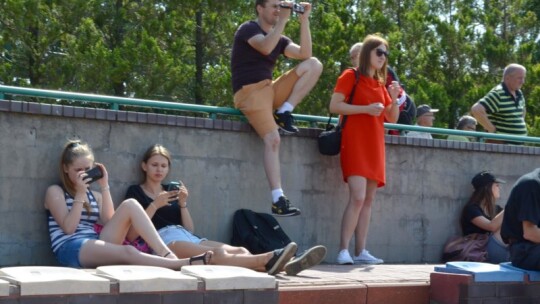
0;278;10;297
181;265;276;290
0;265;278;304
96;265;198;293
0;266;110;296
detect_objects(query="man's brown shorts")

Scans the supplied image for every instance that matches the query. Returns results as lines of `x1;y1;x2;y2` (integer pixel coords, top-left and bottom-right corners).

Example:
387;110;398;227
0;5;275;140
234;68;299;137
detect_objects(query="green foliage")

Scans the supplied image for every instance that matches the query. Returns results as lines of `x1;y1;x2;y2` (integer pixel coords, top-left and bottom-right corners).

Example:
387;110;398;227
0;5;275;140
0;0;539;132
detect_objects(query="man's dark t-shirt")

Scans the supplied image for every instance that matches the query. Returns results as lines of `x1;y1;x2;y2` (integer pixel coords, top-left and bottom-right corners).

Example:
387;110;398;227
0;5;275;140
231;21;291;94
501;168;540;244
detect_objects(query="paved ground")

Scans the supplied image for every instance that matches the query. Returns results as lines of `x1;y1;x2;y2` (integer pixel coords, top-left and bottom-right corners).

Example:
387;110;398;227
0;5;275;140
276;263;440;287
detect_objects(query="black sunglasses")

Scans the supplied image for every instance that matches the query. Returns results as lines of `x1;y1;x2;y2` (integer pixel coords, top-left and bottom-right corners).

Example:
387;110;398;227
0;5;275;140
375;49;389;58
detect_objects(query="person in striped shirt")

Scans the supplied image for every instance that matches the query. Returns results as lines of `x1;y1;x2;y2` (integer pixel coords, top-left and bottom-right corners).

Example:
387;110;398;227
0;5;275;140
44;140;212;269
471;64;527;141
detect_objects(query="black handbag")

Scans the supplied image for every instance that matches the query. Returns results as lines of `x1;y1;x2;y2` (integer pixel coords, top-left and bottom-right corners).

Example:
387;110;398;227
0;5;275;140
318;68;360;156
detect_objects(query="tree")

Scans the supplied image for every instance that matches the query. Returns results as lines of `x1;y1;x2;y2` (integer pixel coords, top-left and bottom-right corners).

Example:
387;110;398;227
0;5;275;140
0;0;538;133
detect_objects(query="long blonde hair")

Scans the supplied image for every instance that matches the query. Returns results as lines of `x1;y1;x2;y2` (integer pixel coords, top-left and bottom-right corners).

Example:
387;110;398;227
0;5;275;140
59;139;93;214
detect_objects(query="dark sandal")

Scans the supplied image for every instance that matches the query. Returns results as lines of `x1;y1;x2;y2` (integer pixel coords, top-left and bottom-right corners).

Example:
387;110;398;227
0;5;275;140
189;251;212;265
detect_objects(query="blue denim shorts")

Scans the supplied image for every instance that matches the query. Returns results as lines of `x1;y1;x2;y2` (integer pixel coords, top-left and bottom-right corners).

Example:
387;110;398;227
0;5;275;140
55;236;99;268
158;225;207;246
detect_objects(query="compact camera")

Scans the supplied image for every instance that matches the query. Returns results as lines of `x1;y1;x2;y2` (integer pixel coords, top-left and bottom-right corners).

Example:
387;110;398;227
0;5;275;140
84;166;103;184
166;181;182;191
279;3;305;14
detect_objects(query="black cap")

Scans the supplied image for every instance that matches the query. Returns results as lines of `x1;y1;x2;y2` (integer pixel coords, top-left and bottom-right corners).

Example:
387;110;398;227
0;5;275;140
416;104;439;117
471;171;506;190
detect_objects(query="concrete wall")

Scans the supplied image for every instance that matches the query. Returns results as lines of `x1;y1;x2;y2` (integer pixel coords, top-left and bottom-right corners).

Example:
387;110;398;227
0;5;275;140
1;99;539;266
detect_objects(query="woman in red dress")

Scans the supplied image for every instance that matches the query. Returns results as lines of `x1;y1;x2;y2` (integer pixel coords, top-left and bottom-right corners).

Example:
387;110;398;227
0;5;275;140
329;34;400;265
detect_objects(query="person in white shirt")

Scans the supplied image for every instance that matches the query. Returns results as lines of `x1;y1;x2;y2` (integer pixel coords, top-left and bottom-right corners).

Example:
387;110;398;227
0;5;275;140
406;104;438;139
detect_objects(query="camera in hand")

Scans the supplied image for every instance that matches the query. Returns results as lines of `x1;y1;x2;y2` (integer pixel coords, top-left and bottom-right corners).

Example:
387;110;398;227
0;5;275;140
166;181;182;191
84;166;103;184
279;3;305;14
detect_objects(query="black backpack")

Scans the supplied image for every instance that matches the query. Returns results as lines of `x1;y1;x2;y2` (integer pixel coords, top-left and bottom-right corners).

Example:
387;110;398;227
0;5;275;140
230;209;292;254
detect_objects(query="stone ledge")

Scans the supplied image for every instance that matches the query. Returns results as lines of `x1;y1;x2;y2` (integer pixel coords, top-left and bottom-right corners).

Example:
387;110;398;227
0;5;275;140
95;265;198;293
181;265;276;290
0;279;9;297
1;99;539;156
0;266;110;296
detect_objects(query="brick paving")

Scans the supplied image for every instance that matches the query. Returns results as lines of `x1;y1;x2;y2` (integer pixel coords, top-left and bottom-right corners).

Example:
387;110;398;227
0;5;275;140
276;264;439;304
276;263;438;287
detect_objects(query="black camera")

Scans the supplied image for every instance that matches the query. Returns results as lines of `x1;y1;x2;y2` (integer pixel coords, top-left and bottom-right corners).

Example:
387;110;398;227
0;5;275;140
166;181;182;191
84;166;103;184
279;3;305;14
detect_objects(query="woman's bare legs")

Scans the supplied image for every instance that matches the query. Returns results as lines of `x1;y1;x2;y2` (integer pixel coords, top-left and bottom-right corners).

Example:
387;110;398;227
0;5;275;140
167;240;273;271
201;240;250;255
340;176;378;251
354;181;378;256
78;198;213;269
98;199;173;257
79;240;212;269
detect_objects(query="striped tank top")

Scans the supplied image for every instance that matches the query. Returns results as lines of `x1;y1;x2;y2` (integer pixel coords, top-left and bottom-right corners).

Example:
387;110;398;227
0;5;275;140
47;189;100;254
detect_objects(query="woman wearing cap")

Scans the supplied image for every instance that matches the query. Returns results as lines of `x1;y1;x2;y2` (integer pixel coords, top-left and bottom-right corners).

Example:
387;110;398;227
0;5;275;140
459;171;509;263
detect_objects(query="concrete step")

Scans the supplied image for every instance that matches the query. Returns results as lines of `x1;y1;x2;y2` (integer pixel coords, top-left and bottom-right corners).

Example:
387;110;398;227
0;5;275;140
181;265;276;290
96;265;198;293
0;266;110;296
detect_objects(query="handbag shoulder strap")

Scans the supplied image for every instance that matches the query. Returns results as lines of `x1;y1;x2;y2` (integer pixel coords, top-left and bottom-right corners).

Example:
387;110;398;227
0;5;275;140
325;68;360;128
336;67;360;129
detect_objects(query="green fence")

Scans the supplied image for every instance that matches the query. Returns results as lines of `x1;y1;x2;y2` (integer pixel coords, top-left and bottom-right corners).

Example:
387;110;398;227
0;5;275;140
1;84;539;145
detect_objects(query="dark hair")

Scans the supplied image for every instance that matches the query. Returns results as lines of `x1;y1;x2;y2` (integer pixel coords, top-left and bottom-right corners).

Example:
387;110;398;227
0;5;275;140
459;181;497;230
59;139;93;214
141;144;172;182
358;34;388;84
255;0;267;15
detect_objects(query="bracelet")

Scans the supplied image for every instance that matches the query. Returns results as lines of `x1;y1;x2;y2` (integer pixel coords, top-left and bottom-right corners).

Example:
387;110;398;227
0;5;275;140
72;200;86;205
180;205;188;209
101;185;110;192
149;202;157;210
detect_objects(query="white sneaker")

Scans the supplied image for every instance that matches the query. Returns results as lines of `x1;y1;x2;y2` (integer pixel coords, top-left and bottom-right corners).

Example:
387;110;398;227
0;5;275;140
336;249;354;265
353;249;384;264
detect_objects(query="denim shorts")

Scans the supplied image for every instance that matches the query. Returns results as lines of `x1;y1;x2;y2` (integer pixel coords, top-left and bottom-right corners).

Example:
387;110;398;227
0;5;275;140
158;225;207;246
55;235;99;268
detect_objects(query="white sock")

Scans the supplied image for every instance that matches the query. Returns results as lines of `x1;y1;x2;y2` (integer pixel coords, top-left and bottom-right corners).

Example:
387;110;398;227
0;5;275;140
271;189;285;203
276;102;294;114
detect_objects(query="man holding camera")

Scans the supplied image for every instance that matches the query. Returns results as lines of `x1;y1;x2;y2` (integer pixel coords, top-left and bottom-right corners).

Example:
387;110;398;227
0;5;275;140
231;1;322;216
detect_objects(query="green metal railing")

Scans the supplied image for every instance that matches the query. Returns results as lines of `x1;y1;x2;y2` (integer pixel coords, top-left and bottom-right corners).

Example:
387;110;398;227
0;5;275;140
1;84;539;145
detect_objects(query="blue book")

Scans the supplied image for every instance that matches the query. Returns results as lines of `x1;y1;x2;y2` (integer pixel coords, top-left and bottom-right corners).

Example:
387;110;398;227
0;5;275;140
434;261;524;282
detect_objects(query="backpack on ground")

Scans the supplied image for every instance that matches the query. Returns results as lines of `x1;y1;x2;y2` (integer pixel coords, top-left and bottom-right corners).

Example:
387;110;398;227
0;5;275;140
441;233;489;263
231;209;292;254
